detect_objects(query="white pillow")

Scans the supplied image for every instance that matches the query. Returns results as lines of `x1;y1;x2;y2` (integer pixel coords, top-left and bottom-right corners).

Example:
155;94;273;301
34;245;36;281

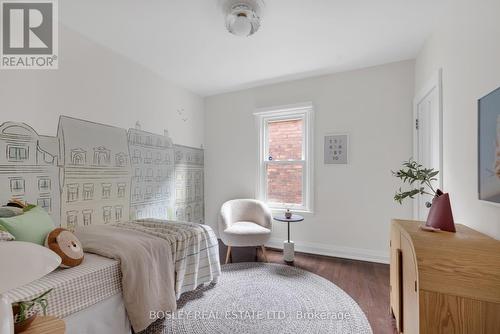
0;241;61;294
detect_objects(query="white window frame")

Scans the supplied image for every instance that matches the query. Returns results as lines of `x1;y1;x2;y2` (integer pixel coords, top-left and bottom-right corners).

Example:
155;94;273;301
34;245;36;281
254;102;314;213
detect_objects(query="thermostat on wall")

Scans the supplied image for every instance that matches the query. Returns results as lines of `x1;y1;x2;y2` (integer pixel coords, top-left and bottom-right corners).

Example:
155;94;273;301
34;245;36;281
324;134;348;164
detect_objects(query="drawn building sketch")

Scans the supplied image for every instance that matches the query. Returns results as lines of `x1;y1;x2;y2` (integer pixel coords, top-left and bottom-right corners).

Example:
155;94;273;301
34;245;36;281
0;122;61;224
0;116;204;228
174;144;204;223
128;125;175;220
58;116;131;229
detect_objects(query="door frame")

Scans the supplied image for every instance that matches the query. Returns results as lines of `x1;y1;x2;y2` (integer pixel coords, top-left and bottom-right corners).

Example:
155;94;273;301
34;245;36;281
413;69;443;220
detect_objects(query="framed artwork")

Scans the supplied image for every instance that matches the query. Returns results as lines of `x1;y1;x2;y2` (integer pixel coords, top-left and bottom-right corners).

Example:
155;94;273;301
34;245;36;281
478;87;500;204
324;134;348;164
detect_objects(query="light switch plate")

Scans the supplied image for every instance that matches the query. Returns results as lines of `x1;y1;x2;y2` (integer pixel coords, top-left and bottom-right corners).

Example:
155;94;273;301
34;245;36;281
324;134;348;164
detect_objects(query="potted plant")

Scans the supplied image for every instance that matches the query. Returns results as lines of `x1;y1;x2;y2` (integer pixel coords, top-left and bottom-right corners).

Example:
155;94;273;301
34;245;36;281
393;159;455;232
12;289;52;333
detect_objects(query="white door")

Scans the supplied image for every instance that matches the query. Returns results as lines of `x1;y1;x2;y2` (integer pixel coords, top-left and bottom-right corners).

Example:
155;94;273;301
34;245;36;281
413;70;443;220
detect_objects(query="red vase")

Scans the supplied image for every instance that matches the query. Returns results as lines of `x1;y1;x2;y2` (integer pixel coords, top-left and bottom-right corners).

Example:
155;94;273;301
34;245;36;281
426;190;456;232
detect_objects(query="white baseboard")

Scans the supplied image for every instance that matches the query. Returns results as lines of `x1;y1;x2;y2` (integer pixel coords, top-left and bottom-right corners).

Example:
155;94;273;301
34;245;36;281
265;238;389;264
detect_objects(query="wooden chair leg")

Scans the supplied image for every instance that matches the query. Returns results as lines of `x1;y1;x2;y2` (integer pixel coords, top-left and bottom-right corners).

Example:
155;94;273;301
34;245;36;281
260;245;268;263
225;246;232;264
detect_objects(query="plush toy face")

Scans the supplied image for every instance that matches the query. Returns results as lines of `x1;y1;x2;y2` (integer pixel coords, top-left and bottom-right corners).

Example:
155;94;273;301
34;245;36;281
45;228;84;268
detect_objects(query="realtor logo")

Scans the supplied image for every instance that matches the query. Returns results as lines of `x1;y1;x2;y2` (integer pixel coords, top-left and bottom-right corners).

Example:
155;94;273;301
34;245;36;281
1;0;58;69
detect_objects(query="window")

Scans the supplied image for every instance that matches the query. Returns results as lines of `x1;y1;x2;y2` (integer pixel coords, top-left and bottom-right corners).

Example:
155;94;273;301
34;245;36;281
7;145;28;161
37;198;51;211
187;185;193;201
195;171;202;200
71;148;86;165
115;206;123;221
132;149;141;164
186;205;192;222
117;183;126;198
134;168;141;181
38;178;51;191
83;183;94;200
254;103;314;212
10;178;25;193
176;207;185;220
145;186;153;200
133;186;141;201
93;147;110;166
103;206;112;223
101;183;111;199
67;211;78;229
67;184;79;202
83;210;92;226
115;153;127;167
144;151;152;164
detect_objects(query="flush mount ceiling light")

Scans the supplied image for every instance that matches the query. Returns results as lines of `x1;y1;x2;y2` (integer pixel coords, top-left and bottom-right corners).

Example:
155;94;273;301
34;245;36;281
224;0;263;37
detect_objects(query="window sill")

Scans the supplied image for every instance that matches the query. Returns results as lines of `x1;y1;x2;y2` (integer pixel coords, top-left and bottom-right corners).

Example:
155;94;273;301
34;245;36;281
268;207;314;215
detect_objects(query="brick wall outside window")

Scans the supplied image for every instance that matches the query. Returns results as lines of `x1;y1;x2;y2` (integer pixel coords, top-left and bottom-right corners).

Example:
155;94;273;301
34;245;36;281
267;119;303;205
268;119;303;160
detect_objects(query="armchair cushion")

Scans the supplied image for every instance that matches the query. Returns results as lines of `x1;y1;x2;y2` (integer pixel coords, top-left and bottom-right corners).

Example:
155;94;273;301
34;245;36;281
225;221;271;236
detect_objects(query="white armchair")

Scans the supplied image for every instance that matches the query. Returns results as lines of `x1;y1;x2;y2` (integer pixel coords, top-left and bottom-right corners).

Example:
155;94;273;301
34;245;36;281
219;199;272;264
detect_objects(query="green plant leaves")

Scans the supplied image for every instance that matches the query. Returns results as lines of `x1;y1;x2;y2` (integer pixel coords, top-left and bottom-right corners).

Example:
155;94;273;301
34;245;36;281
12;288;53;323
392;158;439;204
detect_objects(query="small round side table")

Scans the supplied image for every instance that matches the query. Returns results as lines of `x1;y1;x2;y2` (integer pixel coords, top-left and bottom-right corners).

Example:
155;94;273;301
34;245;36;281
273;214;304;263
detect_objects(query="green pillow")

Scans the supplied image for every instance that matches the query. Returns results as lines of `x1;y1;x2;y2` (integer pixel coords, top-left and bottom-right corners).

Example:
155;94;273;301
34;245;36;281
0;206;55;245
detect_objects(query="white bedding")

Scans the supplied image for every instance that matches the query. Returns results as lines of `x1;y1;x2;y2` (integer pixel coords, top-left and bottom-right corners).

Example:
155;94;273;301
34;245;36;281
64;293;131;334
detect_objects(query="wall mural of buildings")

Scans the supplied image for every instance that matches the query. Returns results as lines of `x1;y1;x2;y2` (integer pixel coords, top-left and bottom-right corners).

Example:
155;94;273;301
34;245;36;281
58;116;132;229
174;145;204;224
0;116;204;228
0;122;61;224
128;125;175;220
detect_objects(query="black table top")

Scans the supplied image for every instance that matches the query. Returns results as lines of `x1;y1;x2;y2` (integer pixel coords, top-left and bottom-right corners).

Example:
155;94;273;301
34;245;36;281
273;214;304;222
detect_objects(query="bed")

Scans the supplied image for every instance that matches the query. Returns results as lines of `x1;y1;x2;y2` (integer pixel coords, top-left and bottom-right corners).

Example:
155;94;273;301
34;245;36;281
3;254;131;333
3;220;221;333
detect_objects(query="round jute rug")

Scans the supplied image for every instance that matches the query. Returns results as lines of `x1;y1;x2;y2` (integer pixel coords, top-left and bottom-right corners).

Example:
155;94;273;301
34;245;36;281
146;262;373;334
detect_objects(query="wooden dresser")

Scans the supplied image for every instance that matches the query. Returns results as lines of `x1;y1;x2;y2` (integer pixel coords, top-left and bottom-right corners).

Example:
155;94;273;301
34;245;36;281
390;219;500;334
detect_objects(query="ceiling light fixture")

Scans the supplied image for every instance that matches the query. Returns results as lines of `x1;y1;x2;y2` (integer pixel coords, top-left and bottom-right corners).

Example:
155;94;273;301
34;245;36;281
224;0;263;37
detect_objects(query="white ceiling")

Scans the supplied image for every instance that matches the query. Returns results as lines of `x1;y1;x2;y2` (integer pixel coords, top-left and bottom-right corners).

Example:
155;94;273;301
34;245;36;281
61;0;450;96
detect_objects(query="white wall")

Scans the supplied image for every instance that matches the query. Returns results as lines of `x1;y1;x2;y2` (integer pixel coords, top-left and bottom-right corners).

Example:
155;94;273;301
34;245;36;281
0;25;204;148
415;0;500;239
205;60;415;263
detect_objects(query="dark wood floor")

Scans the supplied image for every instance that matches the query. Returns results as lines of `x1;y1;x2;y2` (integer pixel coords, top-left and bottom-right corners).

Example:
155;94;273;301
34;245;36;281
218;242;397;334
